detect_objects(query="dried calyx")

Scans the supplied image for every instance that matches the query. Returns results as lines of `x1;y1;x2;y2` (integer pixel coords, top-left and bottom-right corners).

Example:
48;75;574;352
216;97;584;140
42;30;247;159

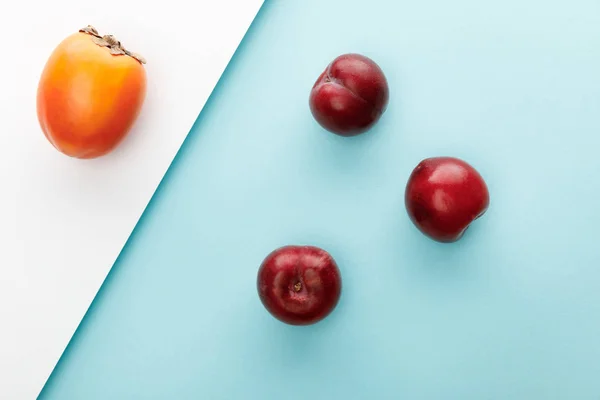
79;25;146;64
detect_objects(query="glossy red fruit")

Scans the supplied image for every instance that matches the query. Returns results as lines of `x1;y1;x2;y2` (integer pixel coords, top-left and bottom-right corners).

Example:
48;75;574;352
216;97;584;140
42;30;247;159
309;53;389;136
257;245;342;326
405;157;490;243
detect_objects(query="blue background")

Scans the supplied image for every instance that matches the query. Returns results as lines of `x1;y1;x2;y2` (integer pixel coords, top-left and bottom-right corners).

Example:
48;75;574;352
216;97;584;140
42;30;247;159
40;0;600;399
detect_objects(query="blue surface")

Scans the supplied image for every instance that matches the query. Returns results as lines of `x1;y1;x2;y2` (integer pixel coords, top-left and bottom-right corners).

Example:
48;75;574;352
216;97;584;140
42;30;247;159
40;0;600;399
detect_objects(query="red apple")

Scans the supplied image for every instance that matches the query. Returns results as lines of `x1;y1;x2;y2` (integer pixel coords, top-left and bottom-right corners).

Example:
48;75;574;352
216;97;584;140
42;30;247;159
405;157;490;243
257;245;342;326
309;53;389;137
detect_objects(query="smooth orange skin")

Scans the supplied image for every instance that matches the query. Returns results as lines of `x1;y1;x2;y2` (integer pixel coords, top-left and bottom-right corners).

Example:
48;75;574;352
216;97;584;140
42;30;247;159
37;31;147;159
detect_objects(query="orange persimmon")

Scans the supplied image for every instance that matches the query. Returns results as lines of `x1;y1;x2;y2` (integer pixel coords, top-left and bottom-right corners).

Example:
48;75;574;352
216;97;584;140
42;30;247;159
36;25;147;159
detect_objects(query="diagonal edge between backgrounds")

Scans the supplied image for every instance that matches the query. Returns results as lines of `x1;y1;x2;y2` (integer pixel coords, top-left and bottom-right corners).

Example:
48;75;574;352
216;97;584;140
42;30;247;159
36;2;268;398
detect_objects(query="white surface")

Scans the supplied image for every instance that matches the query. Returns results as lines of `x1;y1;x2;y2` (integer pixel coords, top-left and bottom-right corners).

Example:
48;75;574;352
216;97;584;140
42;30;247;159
0;1;263;398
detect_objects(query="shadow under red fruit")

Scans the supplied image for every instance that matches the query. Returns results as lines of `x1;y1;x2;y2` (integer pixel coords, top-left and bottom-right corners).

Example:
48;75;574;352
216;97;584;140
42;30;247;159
257;245;342;326
309;53;389;137
405;157;490;243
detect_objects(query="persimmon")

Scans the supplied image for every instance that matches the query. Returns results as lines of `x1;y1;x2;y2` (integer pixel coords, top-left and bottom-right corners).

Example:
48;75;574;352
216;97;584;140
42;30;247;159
36;25;147;159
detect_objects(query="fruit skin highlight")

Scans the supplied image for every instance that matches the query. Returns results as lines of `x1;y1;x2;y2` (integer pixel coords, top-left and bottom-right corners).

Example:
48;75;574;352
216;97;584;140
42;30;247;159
309;53;389;137
405;157;490;243
257;245;342;326
36;25;147;159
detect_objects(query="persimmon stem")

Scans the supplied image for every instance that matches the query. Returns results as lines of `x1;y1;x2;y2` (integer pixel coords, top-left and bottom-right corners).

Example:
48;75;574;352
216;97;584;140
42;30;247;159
79;25;146;65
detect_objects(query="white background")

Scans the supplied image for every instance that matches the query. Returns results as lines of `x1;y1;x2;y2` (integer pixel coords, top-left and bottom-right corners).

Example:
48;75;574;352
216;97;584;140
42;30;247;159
0;1;263;398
